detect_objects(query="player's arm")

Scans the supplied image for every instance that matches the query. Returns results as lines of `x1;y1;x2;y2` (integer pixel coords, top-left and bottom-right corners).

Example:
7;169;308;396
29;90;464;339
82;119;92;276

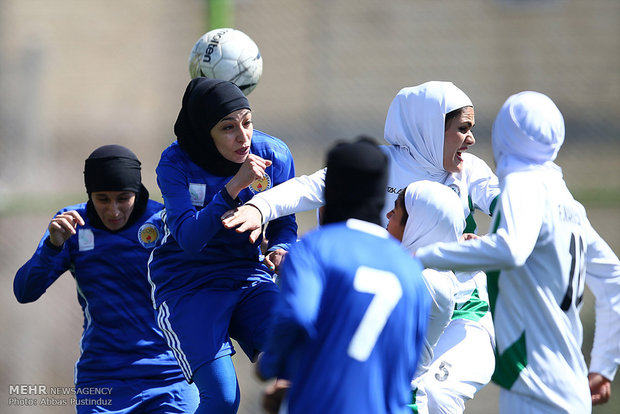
261;378;291;414
14;210;76;303
416;176;543;271
157;159;251;254
222;168;327;241
261;144;299;271
583;221;620;404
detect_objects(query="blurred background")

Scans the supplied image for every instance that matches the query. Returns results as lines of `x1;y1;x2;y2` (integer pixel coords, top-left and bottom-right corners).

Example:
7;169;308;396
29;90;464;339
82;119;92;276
1;0;618;413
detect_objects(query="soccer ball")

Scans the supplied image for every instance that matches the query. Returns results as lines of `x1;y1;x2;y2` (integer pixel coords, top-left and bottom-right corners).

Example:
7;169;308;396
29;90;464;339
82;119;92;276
188;28;263;96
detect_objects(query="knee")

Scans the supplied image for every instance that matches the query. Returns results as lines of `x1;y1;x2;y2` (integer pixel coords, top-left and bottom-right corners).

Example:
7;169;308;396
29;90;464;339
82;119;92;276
195;390;240;414
192;357;241;414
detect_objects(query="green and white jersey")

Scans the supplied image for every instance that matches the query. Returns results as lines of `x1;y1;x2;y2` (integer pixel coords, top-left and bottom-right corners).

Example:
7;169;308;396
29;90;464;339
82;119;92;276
417;166;620;412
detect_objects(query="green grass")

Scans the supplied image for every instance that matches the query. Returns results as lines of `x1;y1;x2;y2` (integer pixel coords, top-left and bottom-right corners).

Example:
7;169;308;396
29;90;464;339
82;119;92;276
572;188;620;208
0;192;86;216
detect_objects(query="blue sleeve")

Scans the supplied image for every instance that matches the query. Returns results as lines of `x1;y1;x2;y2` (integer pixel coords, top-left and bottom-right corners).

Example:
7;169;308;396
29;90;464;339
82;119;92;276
264;142;298;252
14;229;72;304
258;239;323;379
157;160;241;254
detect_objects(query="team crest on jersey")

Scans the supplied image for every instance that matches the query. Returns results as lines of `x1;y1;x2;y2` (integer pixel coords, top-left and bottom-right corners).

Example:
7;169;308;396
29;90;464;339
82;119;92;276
249;174;272;194
138;223;160;248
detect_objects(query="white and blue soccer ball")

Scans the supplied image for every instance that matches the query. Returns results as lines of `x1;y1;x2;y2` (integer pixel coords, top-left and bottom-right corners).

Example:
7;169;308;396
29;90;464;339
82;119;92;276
188;28;263;96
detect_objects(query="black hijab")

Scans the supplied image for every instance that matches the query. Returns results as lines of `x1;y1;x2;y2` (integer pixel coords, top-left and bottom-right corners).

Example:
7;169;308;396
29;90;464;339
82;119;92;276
83;144;149;231
174;78;251;176
322;136;388;226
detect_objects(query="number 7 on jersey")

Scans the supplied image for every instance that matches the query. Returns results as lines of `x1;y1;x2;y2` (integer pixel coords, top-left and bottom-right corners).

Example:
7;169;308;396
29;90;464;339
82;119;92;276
347;266;403;362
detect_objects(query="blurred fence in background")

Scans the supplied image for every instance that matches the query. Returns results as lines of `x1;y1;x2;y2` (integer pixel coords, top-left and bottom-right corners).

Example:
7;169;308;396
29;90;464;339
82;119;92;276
1;0;618;413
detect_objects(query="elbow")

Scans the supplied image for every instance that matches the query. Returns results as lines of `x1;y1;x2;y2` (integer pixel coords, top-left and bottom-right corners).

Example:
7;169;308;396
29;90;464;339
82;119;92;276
177;239;204;255
13;284;34;304
14;271;43;304
496;235;528;268
172;226;205;255
15;295;32;304
510;254;528;268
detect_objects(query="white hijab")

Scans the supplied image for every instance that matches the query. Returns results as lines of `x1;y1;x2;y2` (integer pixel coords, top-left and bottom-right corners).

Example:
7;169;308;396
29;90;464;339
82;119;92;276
400;180;466;253
492;91;565;178
384;81;473;181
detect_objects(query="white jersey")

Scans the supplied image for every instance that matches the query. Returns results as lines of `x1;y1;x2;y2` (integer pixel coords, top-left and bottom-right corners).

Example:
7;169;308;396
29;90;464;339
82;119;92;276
417;166;620;412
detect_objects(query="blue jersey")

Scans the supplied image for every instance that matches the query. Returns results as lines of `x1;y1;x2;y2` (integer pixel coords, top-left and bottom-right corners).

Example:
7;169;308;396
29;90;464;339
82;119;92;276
259;219;430;414
13;200;183;385
148;131;297;307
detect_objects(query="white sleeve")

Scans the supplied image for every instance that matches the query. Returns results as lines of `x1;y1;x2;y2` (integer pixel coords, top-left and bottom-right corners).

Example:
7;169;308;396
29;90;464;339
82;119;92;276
250;168;326;223
416;176;543;272
464;154;501;215
583;222;620;381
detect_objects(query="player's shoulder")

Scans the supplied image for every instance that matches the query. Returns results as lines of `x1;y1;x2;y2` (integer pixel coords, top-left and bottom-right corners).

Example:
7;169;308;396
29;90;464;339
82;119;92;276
310;220;404;254
251;129;292;156
157;142;200;179
503;169;542;187
137;210;165;249
145;199;164;214
159;141;189;164
459;153;497;182
58;202;88;216
462;153;494;172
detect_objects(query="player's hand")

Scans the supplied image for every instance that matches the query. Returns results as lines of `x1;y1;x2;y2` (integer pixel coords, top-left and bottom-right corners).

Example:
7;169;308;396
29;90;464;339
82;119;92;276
264;249;288;273
221;204;263;243
48;210;85;247
225;154;272;199
262;379;291;414
460;233;480;242
589;372;611;405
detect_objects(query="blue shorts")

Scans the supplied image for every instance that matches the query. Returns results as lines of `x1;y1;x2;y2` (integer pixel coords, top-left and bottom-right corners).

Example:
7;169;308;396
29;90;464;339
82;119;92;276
75;377;198;413
156;278;280;382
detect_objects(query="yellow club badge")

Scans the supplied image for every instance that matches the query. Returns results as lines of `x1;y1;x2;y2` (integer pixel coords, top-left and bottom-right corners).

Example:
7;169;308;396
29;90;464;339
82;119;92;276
249;174;272;194
138;223;160;248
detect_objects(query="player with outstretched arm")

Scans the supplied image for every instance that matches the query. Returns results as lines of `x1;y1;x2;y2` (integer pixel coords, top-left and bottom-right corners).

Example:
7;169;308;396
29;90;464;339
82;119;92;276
415;91;620;413
223;81;498;412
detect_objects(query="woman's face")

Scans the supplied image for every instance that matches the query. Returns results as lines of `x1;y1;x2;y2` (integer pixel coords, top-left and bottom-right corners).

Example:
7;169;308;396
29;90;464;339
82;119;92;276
386;198;407;242
443;106;475;173
210;109;253;163
91;191;136;231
